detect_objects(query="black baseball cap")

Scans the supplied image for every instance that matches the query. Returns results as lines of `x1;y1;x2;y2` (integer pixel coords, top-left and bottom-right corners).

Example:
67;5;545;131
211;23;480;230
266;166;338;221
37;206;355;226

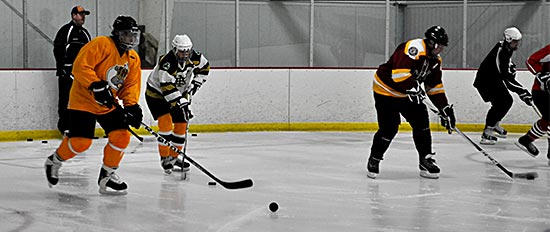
71;6;90;15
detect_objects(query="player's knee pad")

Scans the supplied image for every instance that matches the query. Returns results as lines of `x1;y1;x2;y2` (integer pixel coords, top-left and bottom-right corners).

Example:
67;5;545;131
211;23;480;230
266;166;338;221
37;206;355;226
158;114;174;132
69;137;93;154
108;129;131;151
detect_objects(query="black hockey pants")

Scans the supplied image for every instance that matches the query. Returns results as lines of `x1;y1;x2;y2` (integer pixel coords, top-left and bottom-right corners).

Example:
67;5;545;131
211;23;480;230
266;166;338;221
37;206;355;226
369;93;432;160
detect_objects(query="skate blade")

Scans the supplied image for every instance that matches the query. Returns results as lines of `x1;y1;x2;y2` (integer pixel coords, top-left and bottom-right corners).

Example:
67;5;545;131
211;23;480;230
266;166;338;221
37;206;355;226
494;133;507;139
480;139;497;145
366;172;377;179
173;167;191;172
514;142;538;158
419;170;439;179
99;188;128;195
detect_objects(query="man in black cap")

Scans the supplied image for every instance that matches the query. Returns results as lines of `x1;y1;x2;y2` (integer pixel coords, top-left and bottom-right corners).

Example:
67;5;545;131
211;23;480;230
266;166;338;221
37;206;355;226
53;5;92;136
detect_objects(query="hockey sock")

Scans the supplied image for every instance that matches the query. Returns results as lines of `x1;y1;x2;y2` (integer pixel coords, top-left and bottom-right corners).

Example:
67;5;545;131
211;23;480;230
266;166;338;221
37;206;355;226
103;129;130;167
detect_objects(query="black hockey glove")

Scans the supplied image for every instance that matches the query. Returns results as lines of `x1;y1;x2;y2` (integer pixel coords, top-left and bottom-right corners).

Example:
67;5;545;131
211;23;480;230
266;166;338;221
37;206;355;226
89;81;114;108
508;63;517;76
405;86;425;104
176;98;193;121
517;89;533;106
439;104;456;134
124;104;143;129
536;72;550;92
189;80;203;95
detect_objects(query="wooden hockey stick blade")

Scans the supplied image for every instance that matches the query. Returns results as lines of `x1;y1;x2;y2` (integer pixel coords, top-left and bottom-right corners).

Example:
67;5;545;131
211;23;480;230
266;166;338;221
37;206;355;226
140;122;253;190
512;172;538;180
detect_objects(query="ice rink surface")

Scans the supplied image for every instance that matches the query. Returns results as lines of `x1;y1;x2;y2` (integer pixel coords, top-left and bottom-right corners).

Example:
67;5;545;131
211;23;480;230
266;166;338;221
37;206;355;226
1;131;550;232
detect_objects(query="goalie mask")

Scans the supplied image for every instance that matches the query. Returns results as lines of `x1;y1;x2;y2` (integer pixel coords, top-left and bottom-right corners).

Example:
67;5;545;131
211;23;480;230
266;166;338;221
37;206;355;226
112;15;140;51
172;34;193;61
503;27;522;51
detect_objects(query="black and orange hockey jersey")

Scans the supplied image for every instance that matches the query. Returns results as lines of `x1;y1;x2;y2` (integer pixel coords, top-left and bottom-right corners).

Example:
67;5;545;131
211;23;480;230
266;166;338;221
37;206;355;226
69;36;141;114
373;38;449;108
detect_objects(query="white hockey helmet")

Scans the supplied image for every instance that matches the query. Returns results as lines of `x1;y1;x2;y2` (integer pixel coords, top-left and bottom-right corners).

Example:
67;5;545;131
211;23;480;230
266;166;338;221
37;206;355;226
503;27;522;43
172;34;193;52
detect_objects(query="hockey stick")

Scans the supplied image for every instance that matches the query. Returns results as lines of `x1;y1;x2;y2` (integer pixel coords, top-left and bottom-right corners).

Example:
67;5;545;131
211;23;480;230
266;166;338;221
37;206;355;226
139;121;253;190
531;101;543;118
128;127;143;142
181;93;192;180
421;95;538;180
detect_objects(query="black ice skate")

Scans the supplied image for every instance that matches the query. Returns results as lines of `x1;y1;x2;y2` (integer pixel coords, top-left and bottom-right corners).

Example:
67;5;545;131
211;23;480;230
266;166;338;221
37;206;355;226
365;157;381;179
44;153;63;188
98;166;128;195
493;123;508;138
161;156;177;174
515;135;539;158
174;157;191;172
419;153;440;179
480;127;497;145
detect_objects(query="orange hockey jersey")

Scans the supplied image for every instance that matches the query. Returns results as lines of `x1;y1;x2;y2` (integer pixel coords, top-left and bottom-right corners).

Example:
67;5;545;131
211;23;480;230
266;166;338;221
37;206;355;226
69;36;141;114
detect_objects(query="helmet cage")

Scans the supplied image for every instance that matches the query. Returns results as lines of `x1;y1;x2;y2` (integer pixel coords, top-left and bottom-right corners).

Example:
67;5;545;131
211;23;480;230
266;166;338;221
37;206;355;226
116;29;140;50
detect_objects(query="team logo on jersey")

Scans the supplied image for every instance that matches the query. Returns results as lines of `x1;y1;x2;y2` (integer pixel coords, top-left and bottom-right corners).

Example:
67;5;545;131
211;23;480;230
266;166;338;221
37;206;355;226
162;62;170;70
408;47;418;56
105;63;129;90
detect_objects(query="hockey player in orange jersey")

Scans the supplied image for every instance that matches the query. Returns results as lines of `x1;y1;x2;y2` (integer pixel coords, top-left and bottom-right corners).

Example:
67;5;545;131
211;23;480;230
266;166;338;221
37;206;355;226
44;15;143;195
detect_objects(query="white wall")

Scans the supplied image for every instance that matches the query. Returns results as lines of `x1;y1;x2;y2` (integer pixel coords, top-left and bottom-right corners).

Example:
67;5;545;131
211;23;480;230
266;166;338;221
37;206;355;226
0;69;539;132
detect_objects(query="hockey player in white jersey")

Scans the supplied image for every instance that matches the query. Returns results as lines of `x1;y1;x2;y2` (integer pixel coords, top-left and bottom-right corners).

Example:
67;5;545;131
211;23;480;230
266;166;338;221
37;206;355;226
145;34;210;174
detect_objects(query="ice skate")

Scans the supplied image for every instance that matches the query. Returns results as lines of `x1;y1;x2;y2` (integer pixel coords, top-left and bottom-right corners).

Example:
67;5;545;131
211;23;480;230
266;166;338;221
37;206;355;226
419;153;440;179
515;135;539;158
44;153;63;188
547;138;550;166
161;156;177;174
98;166;127;195
493;123;507;138
480;127;497;145
365;157;381;179
174;157;191;172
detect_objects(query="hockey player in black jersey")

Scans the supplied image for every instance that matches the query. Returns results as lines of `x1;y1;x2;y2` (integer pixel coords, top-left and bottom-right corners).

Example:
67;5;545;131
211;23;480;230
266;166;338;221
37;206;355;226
145;34;210;174
474;27;532;145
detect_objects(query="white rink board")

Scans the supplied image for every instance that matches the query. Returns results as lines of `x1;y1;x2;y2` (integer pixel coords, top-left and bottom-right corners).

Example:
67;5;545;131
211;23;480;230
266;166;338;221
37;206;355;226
0;69;540;131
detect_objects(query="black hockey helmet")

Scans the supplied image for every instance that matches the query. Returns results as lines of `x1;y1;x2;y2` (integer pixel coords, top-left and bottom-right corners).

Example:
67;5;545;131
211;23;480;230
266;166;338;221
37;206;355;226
111;15;140;50
425;25;448;46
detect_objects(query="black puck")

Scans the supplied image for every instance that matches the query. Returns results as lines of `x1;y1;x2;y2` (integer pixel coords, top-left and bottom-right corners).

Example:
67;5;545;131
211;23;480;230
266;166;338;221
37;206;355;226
269;202;279;212
26;138;33;142
41;140;48;144
208;181;216;186
191;133;198;137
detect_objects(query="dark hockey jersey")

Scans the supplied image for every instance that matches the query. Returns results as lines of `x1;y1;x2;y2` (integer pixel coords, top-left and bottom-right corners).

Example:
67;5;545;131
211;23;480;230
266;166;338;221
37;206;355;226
373;38;449;108
474;41;525;93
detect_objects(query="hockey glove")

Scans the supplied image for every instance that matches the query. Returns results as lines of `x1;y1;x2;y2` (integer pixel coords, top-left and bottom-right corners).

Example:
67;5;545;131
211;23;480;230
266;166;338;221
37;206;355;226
124;104;143;129
536;72;550;92
517;89;533;106
176;97;193;121
189;80;203;95
405;86;425;104
439;104;456;134
89;81;114;107
508;63;517;77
